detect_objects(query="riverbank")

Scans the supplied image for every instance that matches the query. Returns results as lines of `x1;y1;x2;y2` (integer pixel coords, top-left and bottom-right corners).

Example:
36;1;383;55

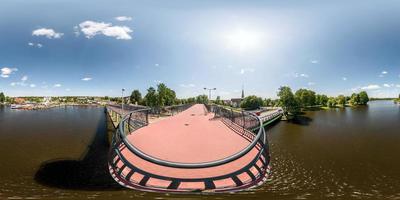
6;103;103;110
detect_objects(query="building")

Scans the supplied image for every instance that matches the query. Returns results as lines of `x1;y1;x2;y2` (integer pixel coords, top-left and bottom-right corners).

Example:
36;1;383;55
230;87;245;108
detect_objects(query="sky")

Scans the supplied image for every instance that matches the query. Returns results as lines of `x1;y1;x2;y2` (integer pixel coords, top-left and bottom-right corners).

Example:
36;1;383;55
1;0;400;99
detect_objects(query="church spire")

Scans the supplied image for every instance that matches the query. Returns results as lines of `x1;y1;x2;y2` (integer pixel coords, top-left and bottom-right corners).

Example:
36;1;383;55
241;84;244;98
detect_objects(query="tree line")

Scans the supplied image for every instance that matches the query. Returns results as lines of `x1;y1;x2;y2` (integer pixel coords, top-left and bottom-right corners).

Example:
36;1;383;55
129;83;209;108
277;86;369;116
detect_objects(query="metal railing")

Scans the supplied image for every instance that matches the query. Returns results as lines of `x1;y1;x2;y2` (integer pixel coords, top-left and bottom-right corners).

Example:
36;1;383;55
110;104;267;170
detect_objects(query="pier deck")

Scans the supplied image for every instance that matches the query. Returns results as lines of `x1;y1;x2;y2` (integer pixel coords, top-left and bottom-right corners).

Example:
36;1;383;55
107;104;279;192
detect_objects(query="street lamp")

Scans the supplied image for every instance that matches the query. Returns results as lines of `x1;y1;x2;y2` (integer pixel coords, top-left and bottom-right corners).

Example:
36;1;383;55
204;87;216;100
121;88;125;113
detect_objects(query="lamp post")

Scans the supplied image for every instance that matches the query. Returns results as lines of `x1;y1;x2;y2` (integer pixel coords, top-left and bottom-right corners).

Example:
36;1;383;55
203;87;216;101
121;88;125;114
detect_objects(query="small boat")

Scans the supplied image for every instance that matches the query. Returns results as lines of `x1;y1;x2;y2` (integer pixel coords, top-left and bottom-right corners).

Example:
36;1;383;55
10;104;22;109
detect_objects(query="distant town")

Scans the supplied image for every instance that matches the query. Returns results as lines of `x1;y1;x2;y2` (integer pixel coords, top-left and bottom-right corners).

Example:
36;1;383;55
1;83;399;113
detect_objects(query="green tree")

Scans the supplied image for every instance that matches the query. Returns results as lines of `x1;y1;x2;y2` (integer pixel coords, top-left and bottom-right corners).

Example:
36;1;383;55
277;86;300;116
215;96;222;105
240;95;264;110
264;98;272;107
349;93;360;105
295;89;316;107
187;97;196;103
130;90;142;105
144;87;158;107
327;97;337;107
196;95;208;104
359;91;369;105
316;94;329;106
336;95;346;107
0;92;5;103
157;83;176;106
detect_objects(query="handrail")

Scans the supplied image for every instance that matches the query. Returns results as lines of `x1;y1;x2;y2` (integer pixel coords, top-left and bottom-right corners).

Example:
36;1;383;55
114;104;266;169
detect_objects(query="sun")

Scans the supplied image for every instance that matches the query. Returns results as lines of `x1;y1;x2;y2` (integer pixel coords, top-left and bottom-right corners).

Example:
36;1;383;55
225;29;261;51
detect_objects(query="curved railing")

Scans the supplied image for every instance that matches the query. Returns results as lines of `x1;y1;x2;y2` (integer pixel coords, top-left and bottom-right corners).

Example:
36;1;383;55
110;104;266;169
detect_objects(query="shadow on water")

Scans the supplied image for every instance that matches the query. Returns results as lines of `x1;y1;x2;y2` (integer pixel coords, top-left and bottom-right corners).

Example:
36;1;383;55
34;109;123;191
288;115;313;126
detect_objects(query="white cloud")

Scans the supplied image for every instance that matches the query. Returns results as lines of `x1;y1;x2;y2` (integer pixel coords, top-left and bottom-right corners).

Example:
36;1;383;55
382;71;388;74
1;67;18;78
180;84;195;88
310;60;319;64
155;63;159;67
66;88;71;91
21;75;28;81
81;77;92;81
28;42;43;48
32;28;63;39
361;84;381;90
78;21;132;40
73;26;80;37
342;77;347;81
396;84;400;88
115;16;132;21
308;82;316;86
53;84;62;88
30;84;36;88
240;68;255;74
292;73;309;78
383;83;391;88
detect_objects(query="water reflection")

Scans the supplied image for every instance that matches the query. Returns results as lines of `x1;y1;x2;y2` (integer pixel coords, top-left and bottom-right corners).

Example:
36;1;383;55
0;102;400;199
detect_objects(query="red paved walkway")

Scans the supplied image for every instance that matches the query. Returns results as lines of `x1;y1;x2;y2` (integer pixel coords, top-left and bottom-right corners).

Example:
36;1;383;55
114;104;267;191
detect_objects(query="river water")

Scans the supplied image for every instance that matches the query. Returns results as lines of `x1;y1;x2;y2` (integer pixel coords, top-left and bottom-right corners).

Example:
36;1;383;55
0;101;399;199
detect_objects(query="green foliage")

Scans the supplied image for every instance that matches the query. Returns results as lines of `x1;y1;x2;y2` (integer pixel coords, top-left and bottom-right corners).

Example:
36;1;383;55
144;87;158;107
0;92;5;103
327;97;337;107
316;94;329;106
359;91;369;105
214;96;222;105
143;84;177;108
264;98;272;107
336;95;346;106
295;89;316;107
277;86;300;115
196;95;208;104
349;93;360;106
130;90;142;105
240;95;264;110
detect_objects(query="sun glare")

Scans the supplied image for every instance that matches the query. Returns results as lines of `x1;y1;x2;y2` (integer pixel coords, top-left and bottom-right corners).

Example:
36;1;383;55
225;29;261;51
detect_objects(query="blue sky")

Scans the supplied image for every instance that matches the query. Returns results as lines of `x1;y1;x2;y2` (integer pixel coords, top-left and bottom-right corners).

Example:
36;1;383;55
1;0;400;98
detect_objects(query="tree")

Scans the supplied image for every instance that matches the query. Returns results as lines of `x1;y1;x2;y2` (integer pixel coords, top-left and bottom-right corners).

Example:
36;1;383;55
144;87;158;107
359;91;369;105
316;94;329;106
215;96;222;105
196;95;208;104
130;90;142;105
295;89;316;107
349;93;360;106
336;95;346;107
240;95;264;110
327;97;337;107
187;97;196;103
277;86;300;116
157;83;176;106
264;98;272;107
0;92;5;103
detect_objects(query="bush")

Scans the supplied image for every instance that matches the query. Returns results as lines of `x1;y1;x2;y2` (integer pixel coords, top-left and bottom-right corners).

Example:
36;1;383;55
240;95;264;110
